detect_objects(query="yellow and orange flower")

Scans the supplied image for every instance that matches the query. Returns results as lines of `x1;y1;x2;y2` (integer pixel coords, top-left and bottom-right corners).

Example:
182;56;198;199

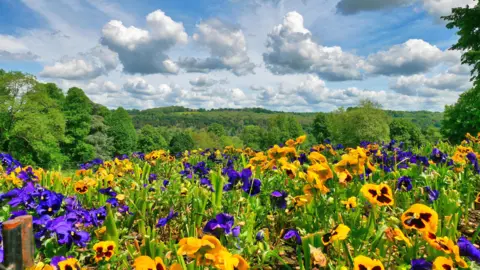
353;255;384;270
360;183;394;206
93;241;116;262
321;224;350;246
341;196;358;210
401;204;438;233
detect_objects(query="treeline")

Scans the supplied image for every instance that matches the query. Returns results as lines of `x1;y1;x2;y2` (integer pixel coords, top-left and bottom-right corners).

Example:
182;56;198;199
1;69;446;169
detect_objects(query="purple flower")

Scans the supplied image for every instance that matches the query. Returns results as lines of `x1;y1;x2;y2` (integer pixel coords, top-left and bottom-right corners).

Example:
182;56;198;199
271;191;288;209
149;173;158;182
51;256;67;268
424;186;439;203
283;229;302;245
298;153;308;165
36;190;64;216
397;176;413;191
204;213;235;237
51;221;90;247
89;207;106;227
242;178;261;196
411;258;432;269
99;187;117;197
156;209;179;227
10;210;28;219
232;226;241;237
256;230;265;241
458;236;480;263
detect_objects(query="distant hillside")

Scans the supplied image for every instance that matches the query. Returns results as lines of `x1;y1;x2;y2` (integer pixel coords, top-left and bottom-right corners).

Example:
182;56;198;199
127;106;443;132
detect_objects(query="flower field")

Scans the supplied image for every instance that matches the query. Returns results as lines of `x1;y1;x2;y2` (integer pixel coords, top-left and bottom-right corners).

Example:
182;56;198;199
1;134;480;270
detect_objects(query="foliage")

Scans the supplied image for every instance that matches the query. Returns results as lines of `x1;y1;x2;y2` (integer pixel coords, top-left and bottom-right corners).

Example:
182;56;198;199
329;102;390;146
208;123;226;137
442;1;480;85
442;85;480;143
169;131;195;153
137;125;167;153
106;107;137;155
312;113;330;143
389;119;424;147
63;87;95;164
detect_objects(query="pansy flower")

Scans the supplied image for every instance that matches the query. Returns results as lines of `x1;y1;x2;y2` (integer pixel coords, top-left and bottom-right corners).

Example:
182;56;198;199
432;256;453;270
93;241;116;262
341;196;357;210
475;192;480;204
385;227;412;247
424;186;440;203
242;178;261;196
203;213;238;237
396;176;412;191
156;208;178;227
283;229;302;245
401;204;438;233
133;256;167;270
271;191;288;209
321;224;350;246
74;181;88;194
353;255;384;270
57;258;81;270
360;183;394;206
411;258;433;270
458;236;480;263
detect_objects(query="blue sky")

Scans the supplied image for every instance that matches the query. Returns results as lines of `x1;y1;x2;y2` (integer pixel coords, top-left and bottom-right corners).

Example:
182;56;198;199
0;0;475;112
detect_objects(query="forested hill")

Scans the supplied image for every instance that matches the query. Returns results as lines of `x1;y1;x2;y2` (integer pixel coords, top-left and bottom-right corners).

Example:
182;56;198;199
127;106;443;132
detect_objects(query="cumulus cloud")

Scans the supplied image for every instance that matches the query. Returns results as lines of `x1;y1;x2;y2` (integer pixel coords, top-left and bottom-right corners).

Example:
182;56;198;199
0;34;39;61
189;75;218;87
391;72;472;96
364;39;449;76
84;80;121;95
100;9;187;75
263;11;364;81
336;0;414;15
423;0;476;18
39;46;119;80
178;19;255;76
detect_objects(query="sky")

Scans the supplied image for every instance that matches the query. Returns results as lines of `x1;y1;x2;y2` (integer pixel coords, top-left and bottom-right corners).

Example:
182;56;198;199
0;0;476;112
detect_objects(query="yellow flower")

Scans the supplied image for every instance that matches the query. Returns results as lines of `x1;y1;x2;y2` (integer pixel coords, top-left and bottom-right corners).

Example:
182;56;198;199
401;204;438;233
385;227;412;247
360;183;394;206
28;262;54;270
74;181;88;194
308;152;328;164
475;192;480;204
169;263;183;270
232;254;249;270
291;194;312;207
321;224;350;246
177;237;215;257
93;241;116;262
285;139;296;147
307;163;333;182
295;135;307;145
58;258;81;270
353;255;384;270
133;256;155;270
341;196;357;210
432;256;454;270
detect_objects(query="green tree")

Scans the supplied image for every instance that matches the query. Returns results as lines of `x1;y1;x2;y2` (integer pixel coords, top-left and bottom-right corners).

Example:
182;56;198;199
207;123;226;137
312;113;331;143
106;107;138;155
137;125;167;153
0;70;66;167
442;2;480;85
389;119;424;147
441;85;480;143
169;132;194;153
86;115;114;160
63;87;95;164
328;101;390;146
240;125;264;149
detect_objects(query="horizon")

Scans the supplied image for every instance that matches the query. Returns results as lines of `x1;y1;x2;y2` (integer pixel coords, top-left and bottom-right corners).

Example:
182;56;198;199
0;0;475;112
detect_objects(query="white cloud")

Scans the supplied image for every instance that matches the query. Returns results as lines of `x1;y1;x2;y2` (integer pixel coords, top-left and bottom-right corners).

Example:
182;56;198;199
101;9;187;75
365;39;450;76
39;46;119;80
263;11;364;81
0;35;39;61
391;72;472;96
178;19;255;76
423;0;476;18
189;75;217;87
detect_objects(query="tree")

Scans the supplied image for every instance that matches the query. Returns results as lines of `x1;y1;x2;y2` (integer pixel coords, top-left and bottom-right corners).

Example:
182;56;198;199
240;125;264;149
169;132;194;153
63;87;95;164
208;123;226;137
312;113;331;143
328;101;390;146
0;70;66;167
389;119;424;147
441;85;480;143
106;107;137;155
137;125;167;153
442;2;480;85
